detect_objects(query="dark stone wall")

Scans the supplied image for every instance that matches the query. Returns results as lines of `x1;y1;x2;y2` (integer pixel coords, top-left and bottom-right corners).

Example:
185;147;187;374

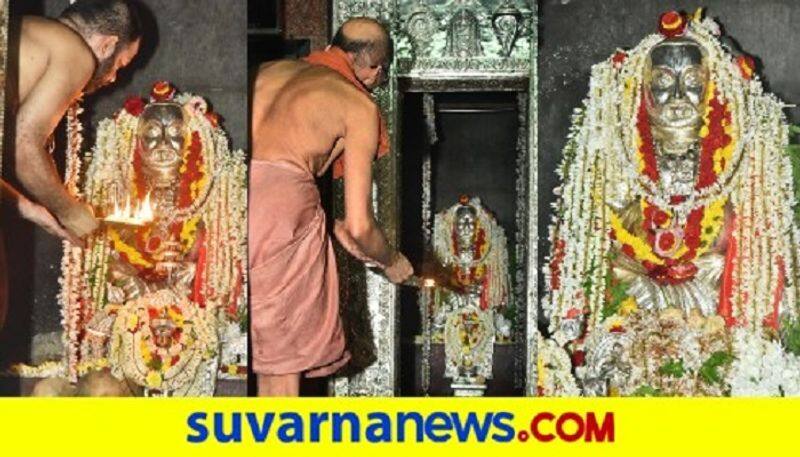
284;0;329;52
538;0;800;309
1;0;246;364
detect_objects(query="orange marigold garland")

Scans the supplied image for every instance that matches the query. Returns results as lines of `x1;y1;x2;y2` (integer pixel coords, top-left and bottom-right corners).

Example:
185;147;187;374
697;86;733;190
736;55;756;80
549;238;566;291
179;131;206;205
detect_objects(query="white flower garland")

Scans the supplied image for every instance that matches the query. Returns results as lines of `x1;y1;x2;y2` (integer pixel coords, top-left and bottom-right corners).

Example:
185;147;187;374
729;328;800;396
537;335;581;396
59;102;86;381
108;289;218;395
542;16;800;396
55;87;248;393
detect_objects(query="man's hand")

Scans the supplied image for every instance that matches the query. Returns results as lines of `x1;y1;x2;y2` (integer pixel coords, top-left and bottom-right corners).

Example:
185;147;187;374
384;252;414;284
334;219;414;283
19;198;83;246
56;200;99;240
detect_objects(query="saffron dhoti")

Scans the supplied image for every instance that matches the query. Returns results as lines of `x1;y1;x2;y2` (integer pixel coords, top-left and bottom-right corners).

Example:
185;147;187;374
248;159;350;377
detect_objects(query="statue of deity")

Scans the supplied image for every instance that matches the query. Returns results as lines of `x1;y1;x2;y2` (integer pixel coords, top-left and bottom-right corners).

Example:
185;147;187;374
104;100;199;303
541;12;800;396
429;196;510;395
57;82;248;396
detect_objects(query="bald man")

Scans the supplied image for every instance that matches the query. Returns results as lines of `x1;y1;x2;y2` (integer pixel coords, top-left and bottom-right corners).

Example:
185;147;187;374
250;17;413;396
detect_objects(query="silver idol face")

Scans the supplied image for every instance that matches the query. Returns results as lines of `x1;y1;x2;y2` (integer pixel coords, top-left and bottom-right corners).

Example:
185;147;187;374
455;206;477;250
137;103;186;189
645;39;709;155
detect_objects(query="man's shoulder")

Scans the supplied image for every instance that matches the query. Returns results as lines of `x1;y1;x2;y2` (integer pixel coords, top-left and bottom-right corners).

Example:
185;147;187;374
306;69;374;107
22;16;94;67
23;16;83;46
257;61;365;97
254;59;306;94
254;60;375;116
298;77;375;122
256;59;306;80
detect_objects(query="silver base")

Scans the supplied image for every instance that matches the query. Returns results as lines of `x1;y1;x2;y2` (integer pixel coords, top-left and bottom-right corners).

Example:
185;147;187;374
451;381;487;397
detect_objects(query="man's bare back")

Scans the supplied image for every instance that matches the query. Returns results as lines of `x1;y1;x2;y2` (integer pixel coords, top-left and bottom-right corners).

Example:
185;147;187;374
17;17;95;104
251;60;379;177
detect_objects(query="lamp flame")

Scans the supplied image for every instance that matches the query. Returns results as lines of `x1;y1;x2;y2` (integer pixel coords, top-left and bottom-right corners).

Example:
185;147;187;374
104;192;154;226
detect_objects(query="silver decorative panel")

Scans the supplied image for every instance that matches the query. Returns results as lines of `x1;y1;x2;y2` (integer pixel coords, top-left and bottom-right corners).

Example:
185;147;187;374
524;21;538;395
395;0;533;79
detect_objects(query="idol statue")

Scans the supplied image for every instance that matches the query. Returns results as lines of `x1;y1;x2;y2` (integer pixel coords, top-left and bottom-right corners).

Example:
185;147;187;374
53;81;248;396
429;196;510;395
541;11;800;396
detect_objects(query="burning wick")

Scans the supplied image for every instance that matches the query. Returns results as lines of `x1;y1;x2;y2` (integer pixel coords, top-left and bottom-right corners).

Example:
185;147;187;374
423;278;436;288
103;192;154;226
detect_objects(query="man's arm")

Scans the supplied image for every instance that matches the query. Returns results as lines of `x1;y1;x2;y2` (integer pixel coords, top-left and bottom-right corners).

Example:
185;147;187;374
334;98;413;284
1;179;81;245
335;100;393;266
14;55;97;238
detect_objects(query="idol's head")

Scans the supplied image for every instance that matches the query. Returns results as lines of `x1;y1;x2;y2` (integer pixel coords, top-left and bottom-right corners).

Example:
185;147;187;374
137;102;186;189
644;38;709;155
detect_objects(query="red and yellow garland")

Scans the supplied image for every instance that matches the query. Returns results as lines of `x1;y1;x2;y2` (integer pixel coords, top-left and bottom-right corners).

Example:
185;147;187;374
452;221;490;310
127;305;186;374
613;81;733;285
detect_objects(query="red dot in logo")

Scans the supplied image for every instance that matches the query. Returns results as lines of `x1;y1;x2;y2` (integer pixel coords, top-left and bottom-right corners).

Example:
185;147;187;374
517;430;529;442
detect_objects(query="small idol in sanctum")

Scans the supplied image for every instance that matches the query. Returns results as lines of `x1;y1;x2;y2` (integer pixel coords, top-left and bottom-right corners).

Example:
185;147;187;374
541;11;800;397
429;196;511;395
50;82;248;396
